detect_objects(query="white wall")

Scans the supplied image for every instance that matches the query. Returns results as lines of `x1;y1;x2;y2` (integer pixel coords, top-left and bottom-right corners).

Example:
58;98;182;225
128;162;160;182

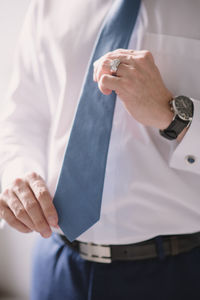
0;1;36;299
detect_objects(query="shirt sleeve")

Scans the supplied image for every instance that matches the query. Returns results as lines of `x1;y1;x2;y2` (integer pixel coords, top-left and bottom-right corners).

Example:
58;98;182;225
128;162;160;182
0;0;50;190
169;98;200;174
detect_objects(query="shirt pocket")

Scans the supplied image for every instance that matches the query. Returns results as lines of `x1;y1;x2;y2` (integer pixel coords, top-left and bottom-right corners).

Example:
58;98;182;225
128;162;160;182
142;32;200;100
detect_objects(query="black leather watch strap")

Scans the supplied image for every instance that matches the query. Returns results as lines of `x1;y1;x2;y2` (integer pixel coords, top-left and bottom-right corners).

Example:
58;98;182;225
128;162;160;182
159;115;189;140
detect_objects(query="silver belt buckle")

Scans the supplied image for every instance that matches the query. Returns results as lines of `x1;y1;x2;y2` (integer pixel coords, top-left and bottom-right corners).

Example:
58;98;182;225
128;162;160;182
79;242;112;263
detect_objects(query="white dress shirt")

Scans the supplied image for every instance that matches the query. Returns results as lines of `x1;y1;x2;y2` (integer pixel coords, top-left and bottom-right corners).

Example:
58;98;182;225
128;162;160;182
0;0;200;244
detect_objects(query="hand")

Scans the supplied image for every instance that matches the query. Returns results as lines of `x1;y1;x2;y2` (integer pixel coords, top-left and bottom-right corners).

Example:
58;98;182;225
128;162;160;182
0;172;58;238
93;49;173;130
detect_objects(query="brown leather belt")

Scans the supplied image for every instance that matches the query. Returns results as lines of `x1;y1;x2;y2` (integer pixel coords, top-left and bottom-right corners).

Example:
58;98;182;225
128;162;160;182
58;232;200;263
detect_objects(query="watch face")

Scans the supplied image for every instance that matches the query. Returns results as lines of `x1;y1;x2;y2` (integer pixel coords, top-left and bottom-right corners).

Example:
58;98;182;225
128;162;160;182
173;96;193;121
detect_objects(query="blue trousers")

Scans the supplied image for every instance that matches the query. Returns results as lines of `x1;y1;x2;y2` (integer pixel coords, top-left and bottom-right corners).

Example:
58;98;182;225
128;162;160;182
31;234;200;300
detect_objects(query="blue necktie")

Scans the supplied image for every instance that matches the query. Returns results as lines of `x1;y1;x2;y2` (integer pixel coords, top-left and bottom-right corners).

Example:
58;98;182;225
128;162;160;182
53;0;141;242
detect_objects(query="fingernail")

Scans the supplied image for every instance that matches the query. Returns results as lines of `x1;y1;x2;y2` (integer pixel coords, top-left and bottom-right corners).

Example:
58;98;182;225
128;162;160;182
42;230;52;238
48;216;58;227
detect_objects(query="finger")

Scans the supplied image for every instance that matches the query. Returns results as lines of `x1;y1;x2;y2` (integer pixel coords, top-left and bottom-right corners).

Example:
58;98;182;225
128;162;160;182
98;74;122;95
93;52;128;82
93;52;116;82
106;63;136;81
6;190;36;231
94;49;153;81
109;54;134;66
95;59;132;84
106;50;154;67
95;59;114;82
12;178;52;238
93;56;109;82
26;173;58;228
107;49;148;58
0;201;32;233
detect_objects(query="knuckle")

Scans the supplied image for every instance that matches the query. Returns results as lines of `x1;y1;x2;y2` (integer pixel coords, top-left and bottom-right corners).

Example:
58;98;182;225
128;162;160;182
45;205;55;215
12;185;23;195
26;172;39;181
114;48;122;54
126;55;133;64
105;51;112;58
15;207;26;219
2;188;10;198
24;200;37;212
12;178;23;188
102;59;108;69
37;188;49;202
31;179;40;190
9;198;19;210
22;190;33;200
143;50;153;61
135;56;143;63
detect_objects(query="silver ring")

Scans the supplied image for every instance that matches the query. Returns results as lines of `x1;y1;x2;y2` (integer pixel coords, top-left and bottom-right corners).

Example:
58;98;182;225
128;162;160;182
110;59;121;75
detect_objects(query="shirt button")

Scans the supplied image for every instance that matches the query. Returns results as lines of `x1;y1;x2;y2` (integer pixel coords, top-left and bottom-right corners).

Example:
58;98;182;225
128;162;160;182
185;155;196;164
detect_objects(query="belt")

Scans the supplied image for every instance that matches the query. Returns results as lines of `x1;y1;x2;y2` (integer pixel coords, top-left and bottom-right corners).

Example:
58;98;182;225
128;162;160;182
58;232;200;263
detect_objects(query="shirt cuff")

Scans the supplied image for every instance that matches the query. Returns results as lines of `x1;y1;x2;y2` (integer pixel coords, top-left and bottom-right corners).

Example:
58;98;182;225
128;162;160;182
1;157;45;190
169;98;200;174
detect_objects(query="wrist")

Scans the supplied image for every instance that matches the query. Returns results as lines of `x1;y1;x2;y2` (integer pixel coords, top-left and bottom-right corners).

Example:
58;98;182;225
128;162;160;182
155;92;174;130
159;102;174;130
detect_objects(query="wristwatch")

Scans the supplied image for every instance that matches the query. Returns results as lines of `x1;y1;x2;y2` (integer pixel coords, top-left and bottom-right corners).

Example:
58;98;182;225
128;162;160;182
159;95;194;140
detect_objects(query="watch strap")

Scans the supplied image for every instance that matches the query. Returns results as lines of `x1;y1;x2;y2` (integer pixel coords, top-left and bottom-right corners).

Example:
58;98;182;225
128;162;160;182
159;115;189;140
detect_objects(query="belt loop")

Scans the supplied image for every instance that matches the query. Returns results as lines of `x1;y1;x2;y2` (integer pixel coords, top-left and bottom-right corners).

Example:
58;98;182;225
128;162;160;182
170;236;179;256
155;236;165;260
